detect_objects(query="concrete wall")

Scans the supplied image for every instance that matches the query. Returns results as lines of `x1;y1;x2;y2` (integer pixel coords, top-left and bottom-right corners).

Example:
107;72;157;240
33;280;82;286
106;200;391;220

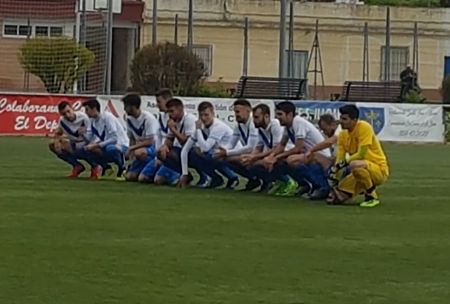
142;0;450;96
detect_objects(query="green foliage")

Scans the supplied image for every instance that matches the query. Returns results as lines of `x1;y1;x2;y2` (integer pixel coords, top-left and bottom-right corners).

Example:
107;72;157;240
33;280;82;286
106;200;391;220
19;37;95;93
402;89;426;103
444;108;450;142
365;0;440;7
441;75;450;104
195;78;232;98
130;42;206;96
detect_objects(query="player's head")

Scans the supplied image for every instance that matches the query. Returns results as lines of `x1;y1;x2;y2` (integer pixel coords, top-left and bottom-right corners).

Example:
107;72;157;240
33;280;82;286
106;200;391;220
233;99;252;124
82;99;101;118
198;101;215;127
318;113;338;137
275;101;296;126
166;98;184;122
122;93;141;117
339;104;359;130
252;104;271;129
155;88;173;112
58;101;76;122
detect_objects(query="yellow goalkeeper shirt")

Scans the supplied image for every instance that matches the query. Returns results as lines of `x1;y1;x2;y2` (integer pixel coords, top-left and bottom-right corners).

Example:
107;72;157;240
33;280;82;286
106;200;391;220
337;120;389;172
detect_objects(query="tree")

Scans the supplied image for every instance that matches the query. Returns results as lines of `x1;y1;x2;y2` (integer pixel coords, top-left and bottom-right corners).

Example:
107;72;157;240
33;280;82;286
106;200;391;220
130;42;206;96
19;37;95;93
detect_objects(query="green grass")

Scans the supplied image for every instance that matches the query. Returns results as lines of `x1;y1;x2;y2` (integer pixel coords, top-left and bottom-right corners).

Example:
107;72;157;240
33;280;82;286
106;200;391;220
1;137;450;304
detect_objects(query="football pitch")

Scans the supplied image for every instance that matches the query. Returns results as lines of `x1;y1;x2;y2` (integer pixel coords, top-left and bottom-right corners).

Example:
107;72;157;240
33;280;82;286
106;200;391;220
1;137;449;304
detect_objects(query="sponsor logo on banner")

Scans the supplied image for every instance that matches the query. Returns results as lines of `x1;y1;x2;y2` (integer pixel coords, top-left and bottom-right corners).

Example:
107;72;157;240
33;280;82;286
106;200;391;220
0;94;87;135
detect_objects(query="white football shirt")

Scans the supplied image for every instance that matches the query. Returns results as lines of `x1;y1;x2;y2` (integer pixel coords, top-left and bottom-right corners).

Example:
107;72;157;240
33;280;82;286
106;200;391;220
91;111;129;148
126;110;159;143
59;111;91;142
284;115;331;158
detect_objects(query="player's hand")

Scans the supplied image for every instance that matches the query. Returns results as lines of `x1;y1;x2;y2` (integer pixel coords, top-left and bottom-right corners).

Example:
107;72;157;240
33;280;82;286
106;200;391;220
78;127;86;136
305;150;313;161
241;154;255;166
167;119;177;131
263;155;277;171
195;120;202;129
84;143;99;151
330;160;347;173
213;148;226;159
53;140;62;154
125;149;135;159
157;144;169;160
178;175;191;189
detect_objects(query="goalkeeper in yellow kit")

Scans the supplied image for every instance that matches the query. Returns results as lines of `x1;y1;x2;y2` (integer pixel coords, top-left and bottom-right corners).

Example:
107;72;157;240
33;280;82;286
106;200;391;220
328;104;389;208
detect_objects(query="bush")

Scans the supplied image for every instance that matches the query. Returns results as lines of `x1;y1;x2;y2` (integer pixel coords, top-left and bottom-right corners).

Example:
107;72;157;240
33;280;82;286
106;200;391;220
130;42;206;96
195;78;232;98
19;37;95;93
403;89;426;103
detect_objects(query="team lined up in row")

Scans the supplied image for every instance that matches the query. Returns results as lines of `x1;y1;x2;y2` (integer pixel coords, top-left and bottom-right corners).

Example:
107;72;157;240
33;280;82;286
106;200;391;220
50;89;389;207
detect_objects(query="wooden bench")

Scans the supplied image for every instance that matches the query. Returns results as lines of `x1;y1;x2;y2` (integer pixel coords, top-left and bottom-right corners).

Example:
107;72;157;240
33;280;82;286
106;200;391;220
340;81;402;103
234;76;307;100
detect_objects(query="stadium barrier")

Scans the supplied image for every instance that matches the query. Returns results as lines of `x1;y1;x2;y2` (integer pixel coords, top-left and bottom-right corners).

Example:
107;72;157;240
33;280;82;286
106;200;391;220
0;93;445;143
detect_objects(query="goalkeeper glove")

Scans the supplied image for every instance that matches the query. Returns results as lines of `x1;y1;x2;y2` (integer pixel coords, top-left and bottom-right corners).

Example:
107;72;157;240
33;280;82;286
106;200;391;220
330;160;348;174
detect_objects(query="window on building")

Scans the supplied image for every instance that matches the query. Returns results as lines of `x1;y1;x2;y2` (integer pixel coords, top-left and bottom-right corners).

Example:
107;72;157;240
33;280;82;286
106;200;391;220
35;26;49;37
3;23;63;38
184;44;213;76
50;26;63;37
283;50;309;79
3;24;18;36
380;46;409;81
18;25;32;37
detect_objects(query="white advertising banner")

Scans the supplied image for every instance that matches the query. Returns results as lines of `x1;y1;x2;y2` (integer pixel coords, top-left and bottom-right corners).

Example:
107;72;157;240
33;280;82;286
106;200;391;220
292;101;445;143
96;95;275;128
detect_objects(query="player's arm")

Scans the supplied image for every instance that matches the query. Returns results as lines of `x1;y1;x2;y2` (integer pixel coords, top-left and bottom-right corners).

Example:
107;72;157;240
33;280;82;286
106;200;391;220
169;117;195;146
309;135;337;154
225;131;259;157
98;118;118;148
267;136;288;158
274;138;304;161
222;129;240;150
195;129;219;153
53;126;64;139
180;137;195;176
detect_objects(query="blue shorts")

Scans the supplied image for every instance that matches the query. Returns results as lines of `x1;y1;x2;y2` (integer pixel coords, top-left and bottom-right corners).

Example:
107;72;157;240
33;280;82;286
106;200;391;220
155;165;180;185
127;146;157;175
102;144;128;154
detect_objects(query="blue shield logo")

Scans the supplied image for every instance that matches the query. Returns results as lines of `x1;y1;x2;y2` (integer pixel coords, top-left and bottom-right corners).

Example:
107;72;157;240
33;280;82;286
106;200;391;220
359;107;385;135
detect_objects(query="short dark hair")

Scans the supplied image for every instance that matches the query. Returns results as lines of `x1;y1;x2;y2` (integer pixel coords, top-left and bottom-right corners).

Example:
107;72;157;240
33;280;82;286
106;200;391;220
253;103;270;116
83;99;101;112
166;98;184;109
155;88;173;99
58;101;70;112
339;104;359;120
275;101;296;115
233;98;251;108
319;113;336;125
198;101;214;112
122;93;141;108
